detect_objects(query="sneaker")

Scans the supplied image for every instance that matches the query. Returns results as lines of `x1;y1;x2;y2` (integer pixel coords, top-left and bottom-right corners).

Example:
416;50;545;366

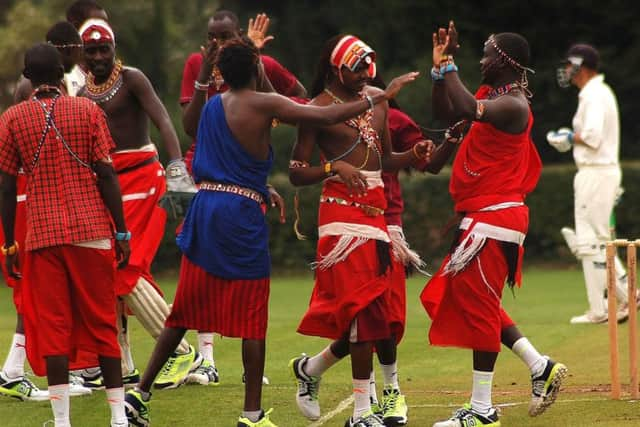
432;405;500;427
0;372;49;401
69;373;92;396
529;358;568;417
84;368;140;390
370;399;383;418
125;389;150;427
237;408;278;426
344;411;385;427
187;360;219;386
381;387;408;426
153;346;203;390
569;312;607;324
71;367;102;383
288;355;321;420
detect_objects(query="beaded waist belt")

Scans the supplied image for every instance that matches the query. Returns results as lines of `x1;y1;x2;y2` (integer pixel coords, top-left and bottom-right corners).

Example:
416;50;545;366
199;181;264;204
320;195;384;217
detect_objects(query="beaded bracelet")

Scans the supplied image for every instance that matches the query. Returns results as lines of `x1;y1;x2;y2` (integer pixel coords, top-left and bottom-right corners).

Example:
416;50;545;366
115;231;132;241
440;62;459;75
194;80;210;91
1;241;18;256
431;67;444;81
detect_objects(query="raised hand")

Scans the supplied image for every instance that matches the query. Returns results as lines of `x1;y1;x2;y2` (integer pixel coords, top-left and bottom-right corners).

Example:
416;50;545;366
198;38;219;82
432;28;447;65
384;72;420;99
444;20;460;56
247;13;274;50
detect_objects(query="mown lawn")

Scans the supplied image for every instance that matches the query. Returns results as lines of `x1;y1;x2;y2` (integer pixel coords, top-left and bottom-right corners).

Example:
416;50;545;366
1;267;639;426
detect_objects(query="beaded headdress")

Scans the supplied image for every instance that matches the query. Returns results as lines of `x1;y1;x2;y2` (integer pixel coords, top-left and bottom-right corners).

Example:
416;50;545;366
485;34;534;95
330;35;376;79
79;19;115;46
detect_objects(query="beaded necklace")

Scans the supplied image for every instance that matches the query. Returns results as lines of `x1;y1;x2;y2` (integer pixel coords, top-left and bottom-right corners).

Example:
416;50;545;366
211;67;225;90
86;59;124;104
487;82;521;100
323;88;381;152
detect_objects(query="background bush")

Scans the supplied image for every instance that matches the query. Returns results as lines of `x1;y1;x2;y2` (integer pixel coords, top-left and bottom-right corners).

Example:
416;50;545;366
154;162;640;273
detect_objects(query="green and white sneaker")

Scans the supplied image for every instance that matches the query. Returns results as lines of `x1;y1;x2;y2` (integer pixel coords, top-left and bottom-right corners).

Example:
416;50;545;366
0;372;49;401
153;346;203;390
370;398;383;418
433;405;500;427
381;387;408;426
125;389;150;427
187;360;219;386
344;410;385;426
68;373;92;396
237;408;278;426
529;357;568;417
84;368;140;390
289;355;321;420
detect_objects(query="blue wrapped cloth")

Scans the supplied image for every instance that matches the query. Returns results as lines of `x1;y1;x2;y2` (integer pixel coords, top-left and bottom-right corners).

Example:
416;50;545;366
177;95;274;279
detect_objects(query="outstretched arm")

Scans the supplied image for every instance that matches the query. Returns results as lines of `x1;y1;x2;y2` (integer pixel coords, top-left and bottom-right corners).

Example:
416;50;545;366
127;69;182;160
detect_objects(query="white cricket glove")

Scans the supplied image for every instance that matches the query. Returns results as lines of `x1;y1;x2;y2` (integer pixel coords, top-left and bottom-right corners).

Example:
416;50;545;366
166;159;197;193
546;127;574;153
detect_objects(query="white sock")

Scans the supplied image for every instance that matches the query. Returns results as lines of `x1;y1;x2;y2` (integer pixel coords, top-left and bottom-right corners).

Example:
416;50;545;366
380;362;400;392
470;370;493;414
369;370;379;404
305;345;340;377
197;333;215;365
49;384;70;427
352;378;370;419
511;337;546;377
2;333;26;379
106;387;126;425
242;410;262;422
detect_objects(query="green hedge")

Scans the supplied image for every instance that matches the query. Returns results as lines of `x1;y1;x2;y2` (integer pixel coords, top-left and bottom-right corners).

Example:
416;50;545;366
153;162;640;273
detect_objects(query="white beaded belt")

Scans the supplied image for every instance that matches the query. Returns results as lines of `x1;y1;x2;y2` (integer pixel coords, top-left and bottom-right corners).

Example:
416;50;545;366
320;195;384;217
199;181;264;204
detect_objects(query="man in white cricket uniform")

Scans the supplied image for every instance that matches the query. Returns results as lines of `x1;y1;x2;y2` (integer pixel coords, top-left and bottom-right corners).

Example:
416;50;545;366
547;43;629;324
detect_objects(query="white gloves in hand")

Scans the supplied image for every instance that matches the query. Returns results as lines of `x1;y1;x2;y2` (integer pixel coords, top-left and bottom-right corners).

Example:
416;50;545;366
166;159;197;193
546;127;574;153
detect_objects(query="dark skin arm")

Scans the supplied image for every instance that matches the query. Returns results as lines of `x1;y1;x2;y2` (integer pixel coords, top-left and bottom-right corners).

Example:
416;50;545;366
126;69;182;160
0;172;19;279
436;21;529;134
93;160;130;268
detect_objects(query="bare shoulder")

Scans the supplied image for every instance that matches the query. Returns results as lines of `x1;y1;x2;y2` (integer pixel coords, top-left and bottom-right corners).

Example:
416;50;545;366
122;67;150;86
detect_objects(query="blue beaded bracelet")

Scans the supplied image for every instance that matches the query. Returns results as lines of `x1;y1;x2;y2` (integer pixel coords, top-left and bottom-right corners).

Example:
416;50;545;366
440;63;459;75
115;231;132;241
430;67;444;81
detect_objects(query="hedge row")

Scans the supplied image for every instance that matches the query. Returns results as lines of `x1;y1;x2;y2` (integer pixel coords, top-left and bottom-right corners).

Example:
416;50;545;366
153;162;640;273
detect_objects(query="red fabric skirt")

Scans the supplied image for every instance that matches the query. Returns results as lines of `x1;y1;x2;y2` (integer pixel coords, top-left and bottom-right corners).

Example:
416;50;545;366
0;174;27;313
113;151;166;296
166;256;269;339
386;256;407;343
421;240;516;353
23;246;119;376
297;237;394;342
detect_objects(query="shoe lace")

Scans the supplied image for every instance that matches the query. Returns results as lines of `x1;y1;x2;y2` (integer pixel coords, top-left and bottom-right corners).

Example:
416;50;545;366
21;374;41;393
531;377;545;397
159;357;176;376
381;389;398;413
300;375;319;400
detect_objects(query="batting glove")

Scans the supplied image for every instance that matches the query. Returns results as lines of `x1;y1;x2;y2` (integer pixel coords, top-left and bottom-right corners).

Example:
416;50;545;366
166;159;197;193
546;127;574;153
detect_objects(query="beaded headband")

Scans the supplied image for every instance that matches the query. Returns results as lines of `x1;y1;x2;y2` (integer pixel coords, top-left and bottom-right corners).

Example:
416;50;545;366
79;19;115;46
48;42;83;49
486;35;534;74
330;35;376;79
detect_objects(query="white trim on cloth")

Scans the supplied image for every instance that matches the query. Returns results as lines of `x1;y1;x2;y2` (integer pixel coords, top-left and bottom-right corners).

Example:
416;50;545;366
122;187;157;202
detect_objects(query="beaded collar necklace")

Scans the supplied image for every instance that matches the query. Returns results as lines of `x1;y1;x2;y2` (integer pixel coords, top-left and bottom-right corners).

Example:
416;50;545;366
487;83;521;100
211;67;225;90
323;88;381;152
86;59;124;104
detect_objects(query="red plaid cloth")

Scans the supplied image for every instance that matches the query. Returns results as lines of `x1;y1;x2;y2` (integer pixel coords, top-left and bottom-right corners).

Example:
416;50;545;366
0;95;115;250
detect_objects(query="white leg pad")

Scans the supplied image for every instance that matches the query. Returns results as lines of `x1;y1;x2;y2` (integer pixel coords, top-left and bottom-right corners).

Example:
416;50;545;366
581;256;607;317
123;277;190;354
116;299;135;375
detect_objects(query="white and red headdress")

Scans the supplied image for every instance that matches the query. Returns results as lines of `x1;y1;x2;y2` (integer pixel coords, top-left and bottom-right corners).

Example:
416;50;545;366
79;19;115;46
330;35;376;81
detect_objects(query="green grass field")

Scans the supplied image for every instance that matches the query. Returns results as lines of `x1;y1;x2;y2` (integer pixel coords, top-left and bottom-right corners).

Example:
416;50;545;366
0;267;639;426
